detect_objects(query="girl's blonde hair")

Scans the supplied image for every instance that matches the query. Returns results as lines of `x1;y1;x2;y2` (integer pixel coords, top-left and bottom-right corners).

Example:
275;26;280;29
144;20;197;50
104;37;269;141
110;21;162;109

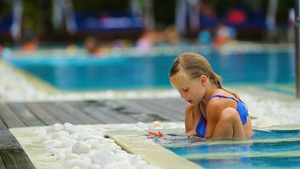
169;52;240;100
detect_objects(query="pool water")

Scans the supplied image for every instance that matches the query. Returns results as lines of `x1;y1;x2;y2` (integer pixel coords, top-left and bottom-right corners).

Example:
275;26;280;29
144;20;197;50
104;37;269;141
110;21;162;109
156;130;300;169
8;49;295;91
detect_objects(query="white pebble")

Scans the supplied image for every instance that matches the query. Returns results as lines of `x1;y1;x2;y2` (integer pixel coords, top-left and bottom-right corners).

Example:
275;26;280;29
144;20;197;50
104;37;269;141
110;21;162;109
166;122;177;129
127;154;142;164
65;153;81;161
91;149;115;166
52;123;64;132
62;159;86;169
103;160;132;169
45;140;62;149
136;122;148;130
114;153;128;162
40;135;52;142
64;123;79;134
85;139;100;145
62;140;76;148
152;121;163;129
87;164;102;169
72;141;91;154
133;160;149;168
50;131;69;139
100;138;115;144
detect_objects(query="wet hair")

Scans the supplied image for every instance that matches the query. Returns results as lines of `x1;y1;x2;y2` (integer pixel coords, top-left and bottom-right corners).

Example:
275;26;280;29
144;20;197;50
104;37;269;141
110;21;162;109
169;52;241;100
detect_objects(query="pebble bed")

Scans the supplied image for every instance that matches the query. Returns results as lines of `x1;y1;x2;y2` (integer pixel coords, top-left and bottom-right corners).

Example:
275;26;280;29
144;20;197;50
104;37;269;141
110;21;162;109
32;122;179;169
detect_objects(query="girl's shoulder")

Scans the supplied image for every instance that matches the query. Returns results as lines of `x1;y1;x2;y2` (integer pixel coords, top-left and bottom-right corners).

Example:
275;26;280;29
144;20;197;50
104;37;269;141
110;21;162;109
207;93;237;109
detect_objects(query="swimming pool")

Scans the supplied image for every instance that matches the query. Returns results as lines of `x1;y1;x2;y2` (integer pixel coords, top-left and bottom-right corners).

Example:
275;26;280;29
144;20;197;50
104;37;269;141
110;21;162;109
107;125;300;169
158;130;300;169
7;45;295;92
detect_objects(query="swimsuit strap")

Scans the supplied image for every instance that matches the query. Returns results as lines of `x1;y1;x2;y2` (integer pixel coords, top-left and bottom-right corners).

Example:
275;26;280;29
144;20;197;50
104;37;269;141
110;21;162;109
208;95;239;103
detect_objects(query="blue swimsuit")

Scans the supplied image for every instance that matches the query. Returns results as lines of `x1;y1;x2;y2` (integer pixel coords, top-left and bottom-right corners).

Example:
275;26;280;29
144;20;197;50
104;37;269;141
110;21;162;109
195;95;249;137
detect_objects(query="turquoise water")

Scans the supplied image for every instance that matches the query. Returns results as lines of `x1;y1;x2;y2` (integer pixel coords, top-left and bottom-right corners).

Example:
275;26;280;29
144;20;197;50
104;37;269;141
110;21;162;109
8;50;295;91
155;130;300;169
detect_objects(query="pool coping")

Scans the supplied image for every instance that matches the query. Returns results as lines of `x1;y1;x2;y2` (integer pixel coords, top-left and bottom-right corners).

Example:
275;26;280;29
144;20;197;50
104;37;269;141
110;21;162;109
9;123;300;169
0;61;59;94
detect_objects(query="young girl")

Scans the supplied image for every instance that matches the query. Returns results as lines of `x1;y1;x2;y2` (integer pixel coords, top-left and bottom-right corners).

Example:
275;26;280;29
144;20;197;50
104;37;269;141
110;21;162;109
148;52;253;139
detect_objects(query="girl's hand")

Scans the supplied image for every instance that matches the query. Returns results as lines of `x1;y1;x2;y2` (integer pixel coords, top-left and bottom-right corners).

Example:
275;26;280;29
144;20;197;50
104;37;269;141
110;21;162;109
147;131;166;139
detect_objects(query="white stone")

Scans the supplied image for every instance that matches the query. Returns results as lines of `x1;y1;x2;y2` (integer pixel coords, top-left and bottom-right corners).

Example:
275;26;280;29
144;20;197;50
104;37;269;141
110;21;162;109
64;122;79;134
55;151;66;161
72;141;91;154
100;138;115;144
62;159;86;169
40;135;52;142
114;153;128;162
87;164;102;169
127;154;142;164
152;121;163;129
65;153;81;161
62;140;76;148
103;160;132;169
133;160;149;168
51;123;64;132
136;122;148;130
50;131;69;139
91;149;115;166
76;132;103;141
45;140;62;149
85;139;100;145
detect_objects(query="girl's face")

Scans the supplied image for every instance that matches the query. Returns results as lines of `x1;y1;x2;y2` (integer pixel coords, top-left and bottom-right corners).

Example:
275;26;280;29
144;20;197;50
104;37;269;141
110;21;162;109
170;70;206;106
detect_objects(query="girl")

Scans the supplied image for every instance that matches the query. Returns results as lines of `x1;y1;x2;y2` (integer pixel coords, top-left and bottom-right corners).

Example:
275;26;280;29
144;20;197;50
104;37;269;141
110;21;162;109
148;52;253;139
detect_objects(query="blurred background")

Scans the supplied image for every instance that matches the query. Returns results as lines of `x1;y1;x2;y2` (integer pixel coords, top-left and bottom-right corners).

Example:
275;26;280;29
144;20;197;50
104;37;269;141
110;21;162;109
0;0;295;47
0;0;297;98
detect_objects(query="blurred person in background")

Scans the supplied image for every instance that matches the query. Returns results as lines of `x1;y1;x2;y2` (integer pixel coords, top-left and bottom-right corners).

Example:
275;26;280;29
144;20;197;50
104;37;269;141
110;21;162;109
84;36;101;57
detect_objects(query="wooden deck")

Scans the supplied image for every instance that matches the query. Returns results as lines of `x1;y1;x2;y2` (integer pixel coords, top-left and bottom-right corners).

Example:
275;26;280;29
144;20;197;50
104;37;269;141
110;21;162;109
0;98;187;169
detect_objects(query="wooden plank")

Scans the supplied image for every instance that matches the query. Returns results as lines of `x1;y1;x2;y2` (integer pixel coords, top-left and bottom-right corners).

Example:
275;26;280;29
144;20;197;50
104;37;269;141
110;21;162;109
0;130;35;169
82;107;122;124
38;102;83;125
0;155;6;169
111;99;174;122
25;102;62;126
162;98;188;109
68;101;115;124
158;98;186;114
56;102;100;124
71;100;138;124
0;118;8;130
93;100;147;123
128;99;178;121
0;104;26;128
7;103;45;127
95;106;137;123
145;99;185;120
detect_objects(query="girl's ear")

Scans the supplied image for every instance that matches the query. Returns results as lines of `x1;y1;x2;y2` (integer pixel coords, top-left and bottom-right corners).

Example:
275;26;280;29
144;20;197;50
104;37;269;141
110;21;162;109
200;75;207;86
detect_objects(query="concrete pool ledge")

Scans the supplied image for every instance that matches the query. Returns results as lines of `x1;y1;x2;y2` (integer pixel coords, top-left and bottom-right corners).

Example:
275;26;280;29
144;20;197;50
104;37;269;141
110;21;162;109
9;123;300;169
9;126;63;169
108;131;204;169
0;61;59;94
10;124;197;169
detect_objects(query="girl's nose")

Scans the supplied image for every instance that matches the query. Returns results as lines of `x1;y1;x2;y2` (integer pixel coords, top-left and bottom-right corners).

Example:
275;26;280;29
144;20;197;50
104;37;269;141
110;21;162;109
180;92;186;98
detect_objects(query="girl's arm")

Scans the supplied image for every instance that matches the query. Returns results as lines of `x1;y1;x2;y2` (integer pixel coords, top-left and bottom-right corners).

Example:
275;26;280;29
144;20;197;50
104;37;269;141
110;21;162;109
184;104;201;136
204;99;223;138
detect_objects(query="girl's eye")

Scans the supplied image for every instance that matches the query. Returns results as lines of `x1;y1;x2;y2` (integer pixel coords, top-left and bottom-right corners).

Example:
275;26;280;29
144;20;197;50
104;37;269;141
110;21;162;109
184;88;189;92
